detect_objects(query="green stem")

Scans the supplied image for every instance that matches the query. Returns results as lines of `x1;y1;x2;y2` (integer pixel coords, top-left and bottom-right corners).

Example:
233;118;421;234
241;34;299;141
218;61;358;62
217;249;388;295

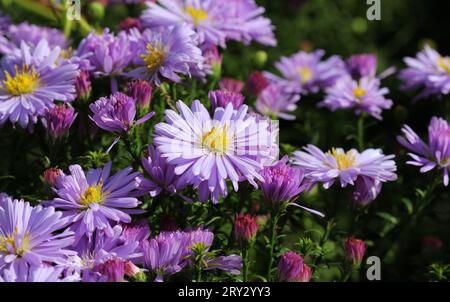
195;262;202;282
242;245;250;282
124;135;141;169
357;114;365;151
267;210;280;281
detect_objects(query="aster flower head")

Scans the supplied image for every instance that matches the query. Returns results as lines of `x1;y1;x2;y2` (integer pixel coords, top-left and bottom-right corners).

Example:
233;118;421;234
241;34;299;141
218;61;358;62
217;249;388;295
65;225;142;281
277;251;304;282
399;45;450;99
219;77;244;93
76;29;134;78
142;231;190;282
0;195;74;270
397;116;450;186
153;100;275;203
45;162;144;242
346;53;377;80
255;84;300;120
90;92;154;134
208;90;245;111
0;40;79;129
345;237;366;266
128;26;204;86
292;145;397;193
0;22;67;55
0;264;77;282
120;220;150;245
42;105;78;139
264;50;345;95
319;75;393;120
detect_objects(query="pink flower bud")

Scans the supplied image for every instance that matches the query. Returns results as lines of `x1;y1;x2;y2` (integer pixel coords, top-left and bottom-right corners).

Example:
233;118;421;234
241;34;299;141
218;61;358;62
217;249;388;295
277;251;304;282
43;168;64;186
96;257;126;282
219;77;244;93
75;70;91;100
126;80;153;109
345;237;366;266
42;105;77;138
234;213;258;243
246;71;269;96
120;17;142;32
298;263;313;282
124;261;141;277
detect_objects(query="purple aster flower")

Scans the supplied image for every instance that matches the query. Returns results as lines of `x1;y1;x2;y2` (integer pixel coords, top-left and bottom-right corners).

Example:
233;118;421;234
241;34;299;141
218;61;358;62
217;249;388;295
219;77;244;93
141;0;275;47
0;22;67;55
346;53;377;80
318;75;393;120
0;264;78;282
292;145;397;195
220;0;276;46
45;162;144;243
65;225;142;282
0;195;75;270
399;45;450;99
259;156;323;216
264;50;346;95
352;176;382;206
153;100;275;203
76;29;134;87
120;220;150;245
397;116;450;186
128;26;204;86
141;231;190;282
138;145;184;199
89;92;155;134
208;90;245;111
41;104;78;139
255;84;300;120
0;40;79;129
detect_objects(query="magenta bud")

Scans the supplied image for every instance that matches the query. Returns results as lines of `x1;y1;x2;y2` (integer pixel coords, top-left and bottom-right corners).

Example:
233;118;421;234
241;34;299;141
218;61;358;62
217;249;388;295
126;80;153;109
219;77;244;93
43;168;64;186
246;71;269;96
345;237;366;266
75;70;91;100
277;251;304;282
234;213;258;244
42;105;77;139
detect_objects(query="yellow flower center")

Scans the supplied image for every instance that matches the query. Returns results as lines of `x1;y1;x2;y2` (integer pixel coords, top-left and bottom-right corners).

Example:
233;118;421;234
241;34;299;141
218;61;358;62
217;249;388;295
328;148;356;170
186;6;208;25
437;56;450;74
298;66;313;83
1;65;40;96
140;43;166;72
353;86;367;99
80;183;104;206
202;126;230;154
0;227;31;256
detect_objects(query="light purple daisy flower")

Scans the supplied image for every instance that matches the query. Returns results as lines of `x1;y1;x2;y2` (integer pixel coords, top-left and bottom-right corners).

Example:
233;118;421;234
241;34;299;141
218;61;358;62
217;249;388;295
291;145;397;197
0;195;75;270
318;75;393;120
153;100;275;203
128;26;204;86
0;40;79;129
208;90;245;111
64;225;142;282
346;53;377;80
0;22;67;55
45;162;144;243
264;50;346;95
399;45;450;99
89;92;155;134
397;116;450;186
255;84;300;120
76;29;134;89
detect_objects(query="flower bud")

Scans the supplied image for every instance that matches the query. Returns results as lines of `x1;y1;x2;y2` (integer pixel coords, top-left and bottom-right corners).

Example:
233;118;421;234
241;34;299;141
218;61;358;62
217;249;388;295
344;237;366;266
75;70;92;100
202;43;222;80
120;17;142;32
87;2;105;22
346;54;377;80
208;90;245;111
298;263;313;282
219;77;244;93
234;213;258;244
124;261;141;277
277;251;304;282
252;50;268;68
246;71;269;96
97;257;126;282
42;105;77;139
126;80;153;109
43;168;63;186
